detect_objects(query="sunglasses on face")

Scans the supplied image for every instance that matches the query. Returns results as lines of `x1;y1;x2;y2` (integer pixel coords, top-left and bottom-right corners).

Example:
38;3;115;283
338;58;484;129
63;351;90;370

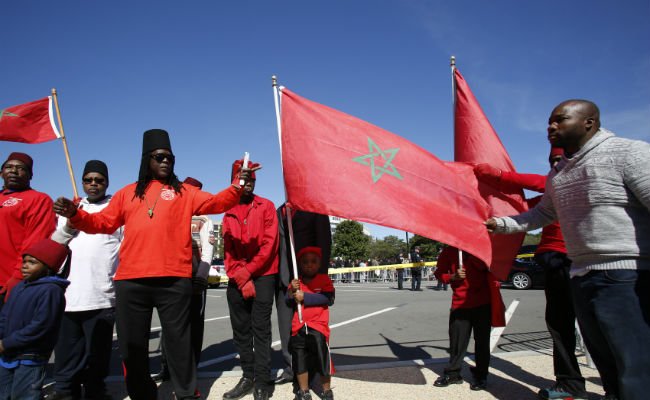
82;177;106;184
150;153;175;163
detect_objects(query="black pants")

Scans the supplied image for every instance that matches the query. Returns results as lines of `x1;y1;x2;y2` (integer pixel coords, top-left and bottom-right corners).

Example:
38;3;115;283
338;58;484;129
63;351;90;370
274;283;294;378
160;290;207;371
53;308;115;397
444;303;491;380
115;277;196;400
227;274;276;390
411;270;421;290
397;270;404;289
535;252;586;396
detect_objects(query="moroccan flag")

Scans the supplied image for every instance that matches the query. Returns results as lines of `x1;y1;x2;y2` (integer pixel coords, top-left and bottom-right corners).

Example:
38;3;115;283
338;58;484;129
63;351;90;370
0;97;61;144
280;88;494;266
454;68;528;279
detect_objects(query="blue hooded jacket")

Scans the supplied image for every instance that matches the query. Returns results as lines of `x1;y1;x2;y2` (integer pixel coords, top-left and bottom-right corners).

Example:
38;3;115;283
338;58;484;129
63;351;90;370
0;276;69;361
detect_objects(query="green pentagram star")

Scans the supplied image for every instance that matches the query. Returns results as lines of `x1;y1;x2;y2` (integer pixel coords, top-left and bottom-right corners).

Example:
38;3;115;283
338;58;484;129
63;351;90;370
0;109;19;123
352;137;403;183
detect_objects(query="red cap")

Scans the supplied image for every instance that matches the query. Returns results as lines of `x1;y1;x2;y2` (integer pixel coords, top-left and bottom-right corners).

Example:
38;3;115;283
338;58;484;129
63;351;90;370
23;239;69;273
183;177;203;189
297;246;322;261
231;159;257;182
3;152;33;172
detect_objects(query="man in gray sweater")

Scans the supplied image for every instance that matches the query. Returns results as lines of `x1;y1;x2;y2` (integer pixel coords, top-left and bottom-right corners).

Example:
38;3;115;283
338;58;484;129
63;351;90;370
485;100;649;400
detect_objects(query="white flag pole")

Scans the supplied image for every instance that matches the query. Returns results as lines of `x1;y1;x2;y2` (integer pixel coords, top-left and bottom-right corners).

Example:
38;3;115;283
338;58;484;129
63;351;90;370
458;248;464;271
272;76;303;323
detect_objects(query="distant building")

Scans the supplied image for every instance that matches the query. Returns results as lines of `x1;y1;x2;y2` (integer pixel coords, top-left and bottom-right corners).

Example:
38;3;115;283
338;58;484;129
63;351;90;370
328;215;371;236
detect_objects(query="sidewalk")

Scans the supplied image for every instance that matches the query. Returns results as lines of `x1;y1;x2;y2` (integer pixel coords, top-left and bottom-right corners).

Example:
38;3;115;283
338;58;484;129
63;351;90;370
105;351;605;399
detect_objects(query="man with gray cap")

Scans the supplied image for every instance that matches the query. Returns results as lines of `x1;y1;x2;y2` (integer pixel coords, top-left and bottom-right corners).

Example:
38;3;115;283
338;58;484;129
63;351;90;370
53;130;256;400
0;152;56;306
50;160;123;400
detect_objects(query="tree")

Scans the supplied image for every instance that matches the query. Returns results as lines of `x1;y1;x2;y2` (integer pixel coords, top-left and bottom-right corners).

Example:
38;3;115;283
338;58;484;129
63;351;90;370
409;234;443;259
522;232;542;246
369;235;406;260
332;220;370;261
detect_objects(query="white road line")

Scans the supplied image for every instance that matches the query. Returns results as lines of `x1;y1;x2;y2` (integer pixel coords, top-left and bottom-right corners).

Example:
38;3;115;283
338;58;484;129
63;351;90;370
489;298;520;352
206;295;222;298
336;289;398;293
197;307;397;368
111;316;231;339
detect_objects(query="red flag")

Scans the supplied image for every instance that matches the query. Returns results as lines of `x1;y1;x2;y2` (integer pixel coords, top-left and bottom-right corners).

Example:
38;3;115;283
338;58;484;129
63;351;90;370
280;88;493;266
454;68;528;279
0;97;61;144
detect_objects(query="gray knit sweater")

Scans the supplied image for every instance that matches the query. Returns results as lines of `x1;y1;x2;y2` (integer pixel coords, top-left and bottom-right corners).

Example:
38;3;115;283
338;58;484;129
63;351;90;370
494;128;650;276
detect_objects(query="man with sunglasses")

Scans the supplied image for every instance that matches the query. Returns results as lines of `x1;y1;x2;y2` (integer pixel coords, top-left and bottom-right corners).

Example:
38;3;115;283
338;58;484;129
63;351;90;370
0;152;56;307
50;160;123;400
53;130;256;400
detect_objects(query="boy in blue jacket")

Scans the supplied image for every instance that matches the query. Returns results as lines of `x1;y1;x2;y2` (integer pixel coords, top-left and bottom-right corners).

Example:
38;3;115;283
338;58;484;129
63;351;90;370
0;239;70;400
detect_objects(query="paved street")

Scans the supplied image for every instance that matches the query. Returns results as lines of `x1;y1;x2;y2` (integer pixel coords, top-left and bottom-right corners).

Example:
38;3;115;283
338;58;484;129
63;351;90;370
105;279;551;379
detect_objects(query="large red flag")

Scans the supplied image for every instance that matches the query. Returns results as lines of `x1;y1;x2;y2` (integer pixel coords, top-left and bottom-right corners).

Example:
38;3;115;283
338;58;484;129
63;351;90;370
0;97;61;144
454;68;528;279
280;88;494;266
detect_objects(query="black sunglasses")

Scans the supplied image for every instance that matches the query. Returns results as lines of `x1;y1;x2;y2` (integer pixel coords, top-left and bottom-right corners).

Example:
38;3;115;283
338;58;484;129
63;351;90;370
150;153;175;163
82;177;106;184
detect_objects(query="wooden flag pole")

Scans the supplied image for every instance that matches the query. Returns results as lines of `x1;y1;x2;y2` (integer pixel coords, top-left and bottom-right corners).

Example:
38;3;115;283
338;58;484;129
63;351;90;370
51;88;79;199
272;75;303;323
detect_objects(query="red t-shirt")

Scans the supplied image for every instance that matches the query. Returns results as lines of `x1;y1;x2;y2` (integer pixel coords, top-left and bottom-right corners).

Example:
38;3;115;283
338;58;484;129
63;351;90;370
70;181;239;280
0;189;56;285
223;195;279;278
434;246;491;309
290;273;334;340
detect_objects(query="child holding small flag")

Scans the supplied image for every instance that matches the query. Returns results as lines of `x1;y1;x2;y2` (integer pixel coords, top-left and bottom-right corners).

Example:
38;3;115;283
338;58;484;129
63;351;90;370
286;247;335;400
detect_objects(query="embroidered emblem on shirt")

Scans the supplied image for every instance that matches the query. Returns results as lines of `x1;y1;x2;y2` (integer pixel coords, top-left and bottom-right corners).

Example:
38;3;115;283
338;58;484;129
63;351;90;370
160;189;175;200
2;197;22;207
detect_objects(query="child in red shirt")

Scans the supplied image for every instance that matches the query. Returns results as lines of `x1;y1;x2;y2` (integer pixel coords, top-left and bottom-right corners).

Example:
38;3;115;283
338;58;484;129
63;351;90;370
286;247;335;400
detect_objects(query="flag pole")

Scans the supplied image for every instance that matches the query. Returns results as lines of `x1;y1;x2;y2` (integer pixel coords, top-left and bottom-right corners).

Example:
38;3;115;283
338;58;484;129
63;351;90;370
272;76;303;323
51;88;79;199
451;58;464;272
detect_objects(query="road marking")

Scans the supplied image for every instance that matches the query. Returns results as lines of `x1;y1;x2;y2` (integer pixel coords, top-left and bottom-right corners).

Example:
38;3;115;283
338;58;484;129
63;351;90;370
336;289;398;293
490;298;520;352
197;307;397;368
112;316;230;338
206;295;222;298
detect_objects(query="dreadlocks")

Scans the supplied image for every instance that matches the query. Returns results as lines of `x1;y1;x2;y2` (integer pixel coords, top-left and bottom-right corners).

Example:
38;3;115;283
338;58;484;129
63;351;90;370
133;153;184;200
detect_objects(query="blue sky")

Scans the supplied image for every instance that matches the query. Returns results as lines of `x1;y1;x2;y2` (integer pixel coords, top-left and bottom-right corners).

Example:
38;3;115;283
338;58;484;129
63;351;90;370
2;1;648;239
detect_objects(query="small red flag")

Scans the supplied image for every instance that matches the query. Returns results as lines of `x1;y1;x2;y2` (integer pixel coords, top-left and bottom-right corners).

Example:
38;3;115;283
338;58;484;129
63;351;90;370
454;68;528;279
280;88;493;266
0;97;61;144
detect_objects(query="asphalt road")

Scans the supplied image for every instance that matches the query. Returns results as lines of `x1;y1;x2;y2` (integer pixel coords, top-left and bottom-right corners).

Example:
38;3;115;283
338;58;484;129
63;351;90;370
105;279;550;379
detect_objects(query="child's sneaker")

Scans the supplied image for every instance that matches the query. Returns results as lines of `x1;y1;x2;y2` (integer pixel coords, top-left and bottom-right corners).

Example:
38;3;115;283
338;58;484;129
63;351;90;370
321;389;334;400
294;389;312;400
538;383;587;399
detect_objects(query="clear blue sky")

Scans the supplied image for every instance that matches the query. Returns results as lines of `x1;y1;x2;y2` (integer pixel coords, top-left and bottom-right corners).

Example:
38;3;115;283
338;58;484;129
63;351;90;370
2;1;648;239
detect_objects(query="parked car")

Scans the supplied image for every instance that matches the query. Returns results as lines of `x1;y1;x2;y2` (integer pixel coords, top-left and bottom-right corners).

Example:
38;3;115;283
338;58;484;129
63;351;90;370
207;258;226;288
505;245;545;290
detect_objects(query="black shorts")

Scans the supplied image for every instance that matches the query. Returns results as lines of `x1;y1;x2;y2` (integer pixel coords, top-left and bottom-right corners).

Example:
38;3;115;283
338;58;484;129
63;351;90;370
289;325;332;376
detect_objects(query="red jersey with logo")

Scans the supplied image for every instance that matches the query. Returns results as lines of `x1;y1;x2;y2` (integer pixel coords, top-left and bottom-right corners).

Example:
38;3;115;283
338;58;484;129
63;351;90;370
290;273;334;339
70;181;239;280
434;246;491;309
0;189;56;285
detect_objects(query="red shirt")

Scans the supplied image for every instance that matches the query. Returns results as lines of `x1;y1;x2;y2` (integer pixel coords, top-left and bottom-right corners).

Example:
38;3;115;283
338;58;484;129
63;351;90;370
290;273;334;339
223;195;279;278
0;189;56;285
499;172;566;254
434;246;491;309
70;181;239;280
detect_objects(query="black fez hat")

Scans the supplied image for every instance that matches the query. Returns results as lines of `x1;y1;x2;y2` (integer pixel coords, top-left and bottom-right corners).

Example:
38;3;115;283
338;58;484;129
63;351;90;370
142;129;172;155
83;160;109;182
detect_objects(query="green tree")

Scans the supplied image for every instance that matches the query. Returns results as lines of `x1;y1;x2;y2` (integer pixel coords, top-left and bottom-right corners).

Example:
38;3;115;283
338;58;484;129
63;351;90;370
409;234;443;259
369;235;406;260
332;220;370;261
522;232;542;246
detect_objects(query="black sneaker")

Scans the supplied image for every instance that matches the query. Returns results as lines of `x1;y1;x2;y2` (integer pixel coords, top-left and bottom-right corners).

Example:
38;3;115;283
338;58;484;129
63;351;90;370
538;383;587;399
222;377;254;400
433;375;463;387
321;389;334;400
253;388;269;400
151;368;170;383
470;378;487;391
294;389;312;400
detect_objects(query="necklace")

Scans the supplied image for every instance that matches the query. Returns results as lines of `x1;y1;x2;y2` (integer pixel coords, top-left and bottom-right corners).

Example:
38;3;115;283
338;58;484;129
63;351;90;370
144;184;165;218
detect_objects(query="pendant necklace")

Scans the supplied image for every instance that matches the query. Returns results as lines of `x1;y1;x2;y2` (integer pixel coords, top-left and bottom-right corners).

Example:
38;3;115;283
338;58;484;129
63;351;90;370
144;184;165;218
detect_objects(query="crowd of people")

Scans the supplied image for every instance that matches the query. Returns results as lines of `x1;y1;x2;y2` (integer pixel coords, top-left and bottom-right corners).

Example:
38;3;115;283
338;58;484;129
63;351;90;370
0;99;648;400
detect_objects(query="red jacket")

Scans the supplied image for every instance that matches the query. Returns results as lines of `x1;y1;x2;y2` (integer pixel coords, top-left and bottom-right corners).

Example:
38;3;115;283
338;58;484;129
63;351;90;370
434;246;491;309
290;273;334;339
70;181;239;280
499;172;566;254
223;195;279;278
0;189;56;285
